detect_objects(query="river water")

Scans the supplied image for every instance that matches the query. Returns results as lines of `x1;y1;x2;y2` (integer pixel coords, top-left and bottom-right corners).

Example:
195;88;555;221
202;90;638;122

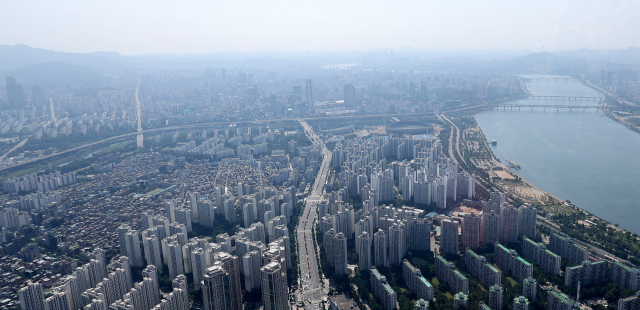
475;74;640;234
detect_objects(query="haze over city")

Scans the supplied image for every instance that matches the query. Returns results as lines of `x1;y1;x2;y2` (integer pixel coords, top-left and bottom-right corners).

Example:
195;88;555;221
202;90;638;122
2;2;640;310
1;1;639;54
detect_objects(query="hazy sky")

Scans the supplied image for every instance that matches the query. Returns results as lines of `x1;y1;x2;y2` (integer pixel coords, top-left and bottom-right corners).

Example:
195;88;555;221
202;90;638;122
1;0;638;55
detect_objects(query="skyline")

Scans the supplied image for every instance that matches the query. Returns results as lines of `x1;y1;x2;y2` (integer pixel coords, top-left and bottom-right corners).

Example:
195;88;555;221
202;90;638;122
1;0;638;55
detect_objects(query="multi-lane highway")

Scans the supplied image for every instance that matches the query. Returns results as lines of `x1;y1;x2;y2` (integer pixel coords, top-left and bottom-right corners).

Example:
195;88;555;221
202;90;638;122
296;120;332;306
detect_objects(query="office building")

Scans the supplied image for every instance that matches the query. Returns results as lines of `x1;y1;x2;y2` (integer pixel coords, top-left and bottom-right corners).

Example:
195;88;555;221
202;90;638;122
305;79;314;107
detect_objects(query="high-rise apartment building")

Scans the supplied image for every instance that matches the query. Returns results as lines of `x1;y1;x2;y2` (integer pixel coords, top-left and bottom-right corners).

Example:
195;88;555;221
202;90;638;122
374;229;387;267
518;205;537;240
202;265;233;310
465;249;502;288
19;281;45;310
370;268;398;310
564;260;606;288
407;218;430;251
441;218;459;255
499;203;519;243
489;285;503;310
143;235;162;271
461;212;480;250
212;253;242;310
402;260;434;302
548;233;589;266
513;296;530;310
480;210;500;245
522;237;561;276
435;255;469;295
261;262;289;310
522;277;537;302
334;233;348;275
494;244;533;282
388;223;406;265
358;232;372;272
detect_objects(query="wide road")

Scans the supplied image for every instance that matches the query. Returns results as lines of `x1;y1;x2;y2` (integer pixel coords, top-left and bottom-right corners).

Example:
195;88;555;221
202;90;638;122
296;120;332;305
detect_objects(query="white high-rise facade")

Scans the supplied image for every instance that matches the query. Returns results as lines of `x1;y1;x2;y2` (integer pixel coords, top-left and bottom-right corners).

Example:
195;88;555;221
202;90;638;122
358;232;372;272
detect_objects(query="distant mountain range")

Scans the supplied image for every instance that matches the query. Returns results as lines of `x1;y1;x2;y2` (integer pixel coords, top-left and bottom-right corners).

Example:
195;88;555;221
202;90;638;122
0;44;638;88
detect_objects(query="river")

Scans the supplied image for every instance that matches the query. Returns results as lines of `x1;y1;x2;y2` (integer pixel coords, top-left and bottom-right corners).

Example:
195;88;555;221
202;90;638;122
475;74;640;234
